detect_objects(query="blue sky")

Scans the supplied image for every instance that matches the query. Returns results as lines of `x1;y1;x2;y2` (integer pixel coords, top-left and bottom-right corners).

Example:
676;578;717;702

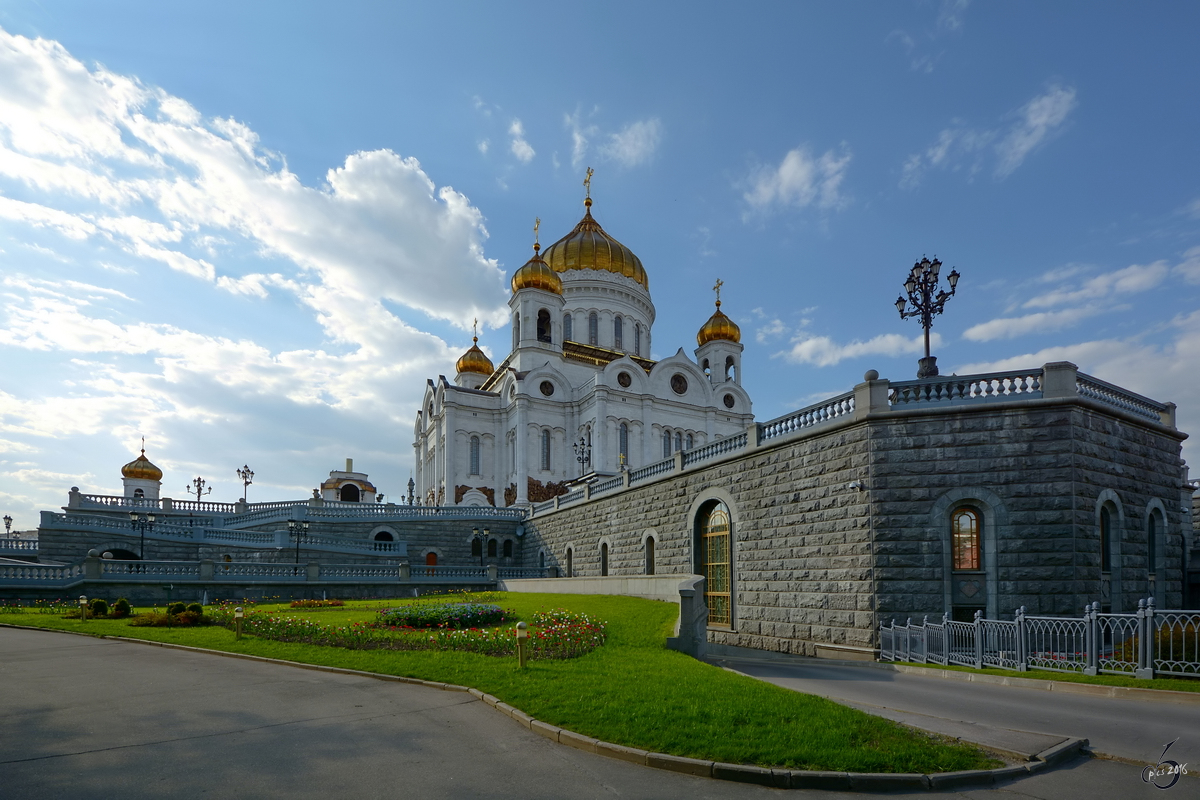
2;2;1198;529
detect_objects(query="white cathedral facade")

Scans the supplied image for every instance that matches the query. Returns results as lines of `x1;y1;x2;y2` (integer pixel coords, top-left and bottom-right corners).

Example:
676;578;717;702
413;192;754;507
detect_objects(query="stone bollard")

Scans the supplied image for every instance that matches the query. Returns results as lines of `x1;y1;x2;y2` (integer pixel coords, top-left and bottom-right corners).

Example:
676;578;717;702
516;621;529;668
234;606;244;640
486;564;498;582
398;563;411;580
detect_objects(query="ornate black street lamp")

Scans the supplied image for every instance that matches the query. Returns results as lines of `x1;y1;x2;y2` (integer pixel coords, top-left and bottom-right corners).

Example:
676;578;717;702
129;511;156;559
896;256;960;378
186;476;213;502
236;465;254;503
287;518;310;565
573;434;591;477
3;514;11;535
472;526;491;566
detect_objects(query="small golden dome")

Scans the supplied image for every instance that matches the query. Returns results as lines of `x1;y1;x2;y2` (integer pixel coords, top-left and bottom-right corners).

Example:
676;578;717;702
542;198;648;290
456;336;495;376
121;449;163;481
697;301;741;346
511;245;563;294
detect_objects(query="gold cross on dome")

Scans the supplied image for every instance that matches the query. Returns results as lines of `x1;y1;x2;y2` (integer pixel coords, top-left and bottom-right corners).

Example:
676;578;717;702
533;217;540;246
713;278;724;304
472;318;478;340
141;435;145;454
583;166;594;198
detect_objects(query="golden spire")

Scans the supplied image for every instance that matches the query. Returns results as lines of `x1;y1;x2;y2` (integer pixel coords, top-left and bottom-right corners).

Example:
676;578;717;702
713;278;724;308
533;217;541;253
472;317;479;342
583;166;594;207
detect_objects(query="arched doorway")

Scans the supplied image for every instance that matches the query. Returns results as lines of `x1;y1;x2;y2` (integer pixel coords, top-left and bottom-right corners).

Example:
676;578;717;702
696;501;732;627
340;484;360;502
373;531;394;542
425;552;438;567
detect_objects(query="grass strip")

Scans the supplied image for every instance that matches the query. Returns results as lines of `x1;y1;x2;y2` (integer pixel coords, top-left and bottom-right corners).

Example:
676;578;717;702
4;593;1000;773
892;661;1200;692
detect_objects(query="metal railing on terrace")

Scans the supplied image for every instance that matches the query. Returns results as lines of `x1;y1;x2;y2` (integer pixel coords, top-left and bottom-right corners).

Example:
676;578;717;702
879;600;1200;680
529;362;1176;517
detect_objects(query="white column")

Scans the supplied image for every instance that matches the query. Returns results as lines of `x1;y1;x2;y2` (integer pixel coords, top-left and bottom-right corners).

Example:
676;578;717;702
515;398;528;504
594;390;608;473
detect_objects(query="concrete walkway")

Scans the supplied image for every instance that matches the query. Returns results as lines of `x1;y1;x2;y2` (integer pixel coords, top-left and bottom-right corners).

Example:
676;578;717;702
0;628;1169;798
707;651;1200;772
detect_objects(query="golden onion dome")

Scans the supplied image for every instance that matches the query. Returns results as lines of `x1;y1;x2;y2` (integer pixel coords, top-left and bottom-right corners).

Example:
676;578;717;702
510;244;563;294
697;300;741;346
121;449;163;481
542;198;648;290
456;336;495;376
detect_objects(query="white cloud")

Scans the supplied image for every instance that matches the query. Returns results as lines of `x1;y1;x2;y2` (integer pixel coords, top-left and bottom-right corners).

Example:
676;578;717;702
776;332;935;367
963;306;1104;342
937;0;971;32
743;145;851;213
901;86;1076;188
995;86;1077;178
1023;261;1169;309
508;119;534;163
1172;246;1200;284
477;138;489;155
599;119;662;167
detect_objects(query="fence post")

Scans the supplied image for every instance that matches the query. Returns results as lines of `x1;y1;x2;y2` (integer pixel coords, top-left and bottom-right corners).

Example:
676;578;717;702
973;609;984;669
920;616;929;664
1084;602;1099;676
1135;597;1155;679
941;611;950;664
1016;606;1028;671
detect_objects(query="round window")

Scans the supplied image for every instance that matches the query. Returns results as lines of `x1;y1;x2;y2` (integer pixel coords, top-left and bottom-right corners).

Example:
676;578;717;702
540;381;555;396
617;371;632;388
671;374;688;395
723;394;735;409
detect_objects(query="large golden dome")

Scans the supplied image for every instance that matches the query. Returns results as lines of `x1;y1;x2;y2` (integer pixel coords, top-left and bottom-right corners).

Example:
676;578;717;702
510;245;563;294
542;198;648;290
121;449;163;481
456;336;495;376
697;301;741;346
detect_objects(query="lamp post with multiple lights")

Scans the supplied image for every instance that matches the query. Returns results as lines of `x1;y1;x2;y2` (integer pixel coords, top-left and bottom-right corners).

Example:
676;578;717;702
129;511;156;559
573;434;591;478
896;256;960;379
186;476;213;502
236;465;254;503
472;526;491;566
3;514;12;536
287;518;310;565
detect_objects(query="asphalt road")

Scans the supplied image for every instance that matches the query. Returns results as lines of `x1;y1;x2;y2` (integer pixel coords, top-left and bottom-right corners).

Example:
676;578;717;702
0;628;1178;799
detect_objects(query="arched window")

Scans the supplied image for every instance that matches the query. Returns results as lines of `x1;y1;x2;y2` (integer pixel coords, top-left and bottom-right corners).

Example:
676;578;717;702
566;547;574;577
340;484;360;502
614;316;623;350
469;436;481;476
503;539;513;558
536;309;552;343
619;423;629;460
373;531;394;542
471;538;482;557
674;432;683;452
563;313;573;342
951;508;981;570
588;312;598;345
539;550;546;569
487;538;497;557
133;488;144;498
541;429;551;471
725;355;736;382
701;359;710;377
1100;506;1113;573
685;433;693;450
699;503;732;626
634;323;641;356
600;542;609;576
425;552;438;567
645;536;655;575
662;431;671;459
1148;512;1157;582
513;313;520;348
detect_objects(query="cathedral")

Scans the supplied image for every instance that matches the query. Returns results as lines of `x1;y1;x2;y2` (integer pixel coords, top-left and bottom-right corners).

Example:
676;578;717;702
413;185;754;507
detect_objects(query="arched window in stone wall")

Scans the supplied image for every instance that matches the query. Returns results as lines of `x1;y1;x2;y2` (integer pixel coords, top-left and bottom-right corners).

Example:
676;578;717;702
1100;506;1113;574
487;538;497;558
1148;510;1158;587
513;313;520;348
662;430;671;459
634;323;641;356
645;535;655;575
373;531;394;542
133;488;144;498
697;502;732;627
685;433;694;450
426;552;438;567
540;429;551;471
537;309;552;343
952;508;980;570
619;423;629;461
600;542;609;576
674;432;683;453
563;313;573;342
539;550;545;569
472;538;482;558
503;539;513;558
469;436;481;476
588;312;598;345
341;484;360;502
1095;493;1124;612
566;547;574;577
949;507;984;622
614;316;623;351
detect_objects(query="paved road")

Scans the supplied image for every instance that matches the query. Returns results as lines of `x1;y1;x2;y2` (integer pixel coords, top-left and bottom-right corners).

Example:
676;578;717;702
709;653;1200;770
0;628;1173;799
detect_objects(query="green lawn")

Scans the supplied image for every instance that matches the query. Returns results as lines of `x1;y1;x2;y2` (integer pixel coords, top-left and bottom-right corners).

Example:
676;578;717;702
893;660;1200;692
3;593;1000;774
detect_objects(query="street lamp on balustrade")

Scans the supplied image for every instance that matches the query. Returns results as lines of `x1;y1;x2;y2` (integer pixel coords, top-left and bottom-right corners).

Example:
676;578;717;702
896;256;960;379
3;515;11;535
573;434;591;478
287;518;310;565
129;511;156;559
186;476;213;503
472;526;491;566
236;465;254;503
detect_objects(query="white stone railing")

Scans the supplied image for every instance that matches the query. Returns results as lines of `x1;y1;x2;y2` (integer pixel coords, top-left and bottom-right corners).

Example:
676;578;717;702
0;563;84;584
591;474;625;494
1076;373;1167;421
760;391;856;442
101;560;202;578
628;457;675;483
889;369;1044;407
682;432;747;467
0;538;39;554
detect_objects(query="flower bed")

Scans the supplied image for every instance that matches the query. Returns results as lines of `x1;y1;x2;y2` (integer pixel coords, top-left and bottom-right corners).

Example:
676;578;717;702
375;602;510;629
290;599;345;609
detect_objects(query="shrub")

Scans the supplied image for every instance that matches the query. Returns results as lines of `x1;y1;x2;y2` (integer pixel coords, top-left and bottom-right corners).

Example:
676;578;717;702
186;603;204;616
290;599;345;608
375;602;510;629
167;602;186;616
89;598;109;617
110;598;132;619
129;610;213;627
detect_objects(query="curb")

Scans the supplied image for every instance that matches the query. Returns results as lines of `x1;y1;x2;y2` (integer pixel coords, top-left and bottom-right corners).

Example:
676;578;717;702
1;623;1087;791
711;652;1200;707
